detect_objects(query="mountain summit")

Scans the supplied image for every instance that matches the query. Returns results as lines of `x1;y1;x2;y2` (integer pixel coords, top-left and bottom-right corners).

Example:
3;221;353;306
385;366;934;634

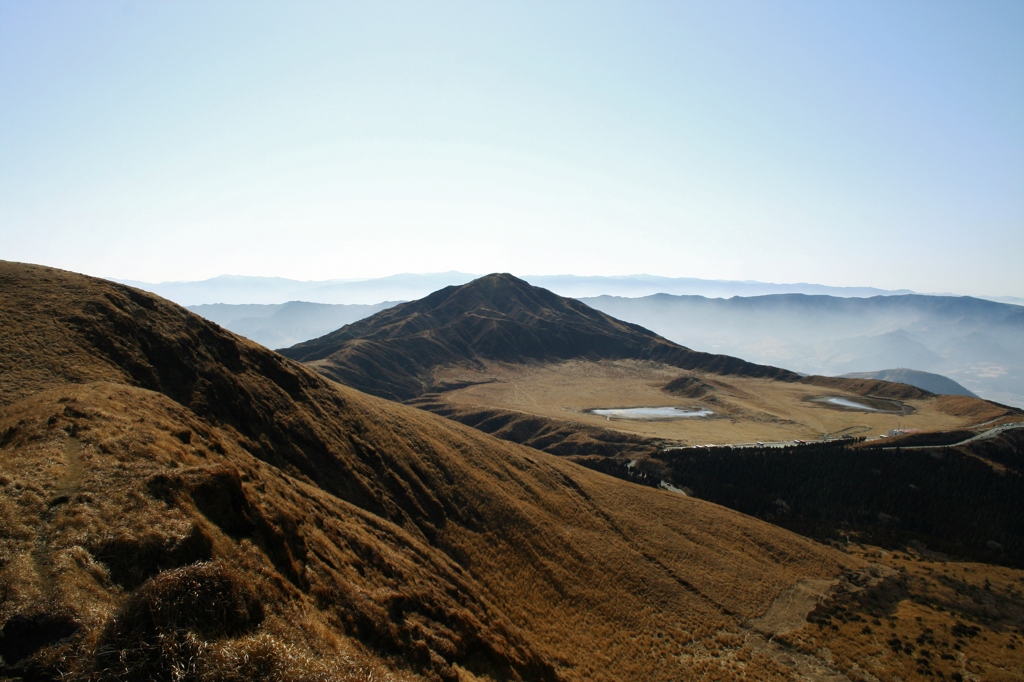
280;273;797;400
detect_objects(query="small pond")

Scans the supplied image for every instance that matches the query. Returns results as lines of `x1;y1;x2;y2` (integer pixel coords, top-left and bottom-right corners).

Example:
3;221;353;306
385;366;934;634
809;395;909;413
589;406;714;420
826;397;886;411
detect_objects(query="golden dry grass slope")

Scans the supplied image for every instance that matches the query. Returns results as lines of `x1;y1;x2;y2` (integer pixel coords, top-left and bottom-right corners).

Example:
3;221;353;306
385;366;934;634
1;261;1021;682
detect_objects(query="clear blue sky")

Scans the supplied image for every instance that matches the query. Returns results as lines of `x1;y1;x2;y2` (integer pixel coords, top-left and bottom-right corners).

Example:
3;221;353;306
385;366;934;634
2;1;1022;296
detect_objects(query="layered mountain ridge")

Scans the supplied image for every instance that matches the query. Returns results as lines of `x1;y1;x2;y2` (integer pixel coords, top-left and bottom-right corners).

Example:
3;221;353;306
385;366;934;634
187;300;399;348
583;292;1024;406
270;272;1024;573
118;271;917;307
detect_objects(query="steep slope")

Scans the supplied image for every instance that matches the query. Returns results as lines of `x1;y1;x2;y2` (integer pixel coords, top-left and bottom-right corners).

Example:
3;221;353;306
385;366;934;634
0;261;854;681
279;273;798;401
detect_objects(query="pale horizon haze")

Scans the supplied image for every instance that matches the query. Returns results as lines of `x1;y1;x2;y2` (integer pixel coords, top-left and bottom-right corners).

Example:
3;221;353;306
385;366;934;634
2;1;1022;297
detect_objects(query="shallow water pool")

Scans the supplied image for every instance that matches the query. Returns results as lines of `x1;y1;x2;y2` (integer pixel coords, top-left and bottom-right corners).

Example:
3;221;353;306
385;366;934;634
590;406;714;420
825;397;883;411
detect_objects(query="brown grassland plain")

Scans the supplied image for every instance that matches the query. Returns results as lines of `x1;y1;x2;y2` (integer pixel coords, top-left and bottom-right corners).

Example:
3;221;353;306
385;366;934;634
432;360;1011;445
2;261;1022;681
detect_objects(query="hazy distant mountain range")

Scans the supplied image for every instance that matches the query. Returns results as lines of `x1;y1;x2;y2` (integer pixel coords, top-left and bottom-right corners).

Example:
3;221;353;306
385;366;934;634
189;296;983;400
119;272;477;306
120;272;917;306
582;293;1024;408
187;300;398;348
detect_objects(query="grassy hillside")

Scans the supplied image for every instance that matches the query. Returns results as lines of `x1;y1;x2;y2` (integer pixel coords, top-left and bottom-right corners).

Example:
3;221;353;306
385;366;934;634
1;261;857;681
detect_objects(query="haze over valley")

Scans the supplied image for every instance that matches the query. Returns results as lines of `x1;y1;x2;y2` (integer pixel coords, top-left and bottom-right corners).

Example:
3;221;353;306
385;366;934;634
584;293;1024;408
127;272;920;307
188;300;399;349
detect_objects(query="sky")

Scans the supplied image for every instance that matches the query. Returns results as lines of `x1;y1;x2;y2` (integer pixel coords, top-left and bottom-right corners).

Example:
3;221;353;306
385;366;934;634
1;1;1022;297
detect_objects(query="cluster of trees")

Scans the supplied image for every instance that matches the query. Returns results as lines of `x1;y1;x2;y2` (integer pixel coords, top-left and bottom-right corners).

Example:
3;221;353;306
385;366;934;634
577;439;1024;566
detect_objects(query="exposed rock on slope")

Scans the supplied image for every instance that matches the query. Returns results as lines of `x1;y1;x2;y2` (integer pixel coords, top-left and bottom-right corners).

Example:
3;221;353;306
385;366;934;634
279;273;798;401
1;262;848;681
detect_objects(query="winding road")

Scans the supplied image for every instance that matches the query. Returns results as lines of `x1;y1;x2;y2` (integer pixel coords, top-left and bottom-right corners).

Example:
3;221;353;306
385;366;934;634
660;421;1024;452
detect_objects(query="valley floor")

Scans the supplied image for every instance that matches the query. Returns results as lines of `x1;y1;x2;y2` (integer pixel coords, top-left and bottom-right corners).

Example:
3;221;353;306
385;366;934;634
432;360;1009;446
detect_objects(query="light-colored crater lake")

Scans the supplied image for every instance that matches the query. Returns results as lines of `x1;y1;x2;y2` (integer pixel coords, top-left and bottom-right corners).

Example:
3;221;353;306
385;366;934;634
589;406;714;420
826;397;882;411
811;396;905;413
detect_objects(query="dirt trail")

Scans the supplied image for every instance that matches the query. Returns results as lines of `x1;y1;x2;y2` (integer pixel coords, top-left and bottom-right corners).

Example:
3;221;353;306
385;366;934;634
746;578;834;638
33;436;87;595
739;577;859;681
57;435;85;498
735;564;908;681
743;631;856;681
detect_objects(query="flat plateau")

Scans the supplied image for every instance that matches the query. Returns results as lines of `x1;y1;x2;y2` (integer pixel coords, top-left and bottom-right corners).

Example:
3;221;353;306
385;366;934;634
433;359;1006;445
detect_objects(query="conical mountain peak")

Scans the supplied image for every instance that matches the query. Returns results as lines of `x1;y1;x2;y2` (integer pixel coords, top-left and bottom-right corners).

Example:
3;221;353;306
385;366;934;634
280;273;796;400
